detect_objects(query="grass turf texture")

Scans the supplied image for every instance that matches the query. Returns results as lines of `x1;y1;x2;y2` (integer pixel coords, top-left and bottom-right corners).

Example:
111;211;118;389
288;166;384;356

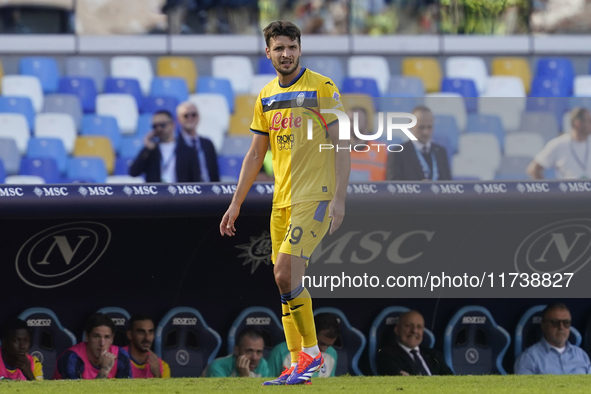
1;376;591;393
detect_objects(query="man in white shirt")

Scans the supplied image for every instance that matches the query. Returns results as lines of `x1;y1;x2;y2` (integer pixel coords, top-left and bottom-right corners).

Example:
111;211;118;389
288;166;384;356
527;107;591;179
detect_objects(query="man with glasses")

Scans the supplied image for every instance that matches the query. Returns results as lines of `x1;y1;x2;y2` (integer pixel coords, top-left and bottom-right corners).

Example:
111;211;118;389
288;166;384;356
515;303;591;374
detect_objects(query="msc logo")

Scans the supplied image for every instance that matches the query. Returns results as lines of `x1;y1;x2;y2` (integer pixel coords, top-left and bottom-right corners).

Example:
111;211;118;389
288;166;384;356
517;183;550;193
515;219;591;276
474;183;507;194
387;184;421;194
212;185;236;195
0;187;23;197
175;185;202;195
431;184;464;194
246;317;271;325
15;222;111;289
462;316;487;324
34;187;68;197
27;319;51;327
348;184;378;194
78;186;114;197
561;182;591;193
173;318;197;325
255;185;274;195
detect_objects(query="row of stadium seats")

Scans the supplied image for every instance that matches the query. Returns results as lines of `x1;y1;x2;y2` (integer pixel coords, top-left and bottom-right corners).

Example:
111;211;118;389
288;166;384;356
16;304;587;379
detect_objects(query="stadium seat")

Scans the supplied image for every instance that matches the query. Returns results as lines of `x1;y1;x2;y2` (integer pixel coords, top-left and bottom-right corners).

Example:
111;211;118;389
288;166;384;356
0;160;5;183
136;112;154;136
258;56;275;74
536;57;575;95
19;57;60;93
303;56;345;88
150;77;189;104
368;306;436;376
111;56;154;96
5;175;45;184
96;307;131;348
478;95;525;132
525;97;568;131
496;157;531;179
314;307;365;376
34;113;77;154
81;115;122;153
106;175;144;184
381;96;423;113
519;112;559;143
531;77;570;97
157;56;198;93
0;96;35;130
212;55;254;95
0;113;29;154
27;137;67;174
348;56;391;95
18;308;76;380
96;93;139;135
222;136;251;157
402;57;442;93
491;57;532;94
482;76;526;97
58;77;97;113
226;307;284;358
466;114;505;149
120;136;144;159
574;75;591;97
425;93;467;131
66;56;107;93
504;132;546;159
443;306;510;375
342;78;380;108
2;75;44;112
432;115;460;155
387;76;425;97
341;94;376;132
155;307;221;377
218;155;243;182
20;158;61;183
43;94;83;131
104;77;144;108
0;59;3;91
458;133;501;172
229;94;257;136
114;157;134;175
66;157;108;183
196;77;235;113
73;136;115;174
451;154;495;180
141;97;178;116
249;74;276;96
568;96;591;111
446;56;488;95
441;78;478;112
515;305;582;359
189;93;230;151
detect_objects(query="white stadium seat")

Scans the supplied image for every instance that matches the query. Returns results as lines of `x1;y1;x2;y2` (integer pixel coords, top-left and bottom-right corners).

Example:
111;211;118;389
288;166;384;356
212;56;254;95
34;113;77;154
574;75;591;97
482;76;526;97
189;93;229;153
96;93;138;135
0;114;29;154
478;93;525;132
2;75;44;112
446;57;488;95
5;175;45;185
452;154;496;181
458;133;502;172
106;175;145;184
110;56;153;96
425;93;467;131
250;74;276;96
348;56;391;95
504;132;546;159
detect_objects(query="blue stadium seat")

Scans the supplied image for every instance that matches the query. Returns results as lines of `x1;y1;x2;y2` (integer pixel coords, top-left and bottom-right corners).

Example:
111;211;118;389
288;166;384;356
141;97;178;116
18;307;76;380
303;56;345;88
441;78;478;112
569;96;591;111
314;307;366;376
227;307;284;359
27;137;67;174
120;136;144;159
342;77;380;98
433;115;460;155
20;158;61;183
20;57;60;93
525;97;568;131
531;77;570;97
0;160;5;183
258;56;275;74
66;56;107;94
151;77;189;104
66;157;107;183
58;77;97;113
218;155;242;182
536;57;575;95
466;114;505;149
81;115;122;153
196;77;235;113
387;76;425;97
444;306;510;375
114;157;134;175
136;113;154;136
0;96;35;130
155;307;221;377
514;305;582;359
496;157;530;180
380;96;422;113
104;77;144;108
369;306;436;376
0;139;20;175
96;307;131;348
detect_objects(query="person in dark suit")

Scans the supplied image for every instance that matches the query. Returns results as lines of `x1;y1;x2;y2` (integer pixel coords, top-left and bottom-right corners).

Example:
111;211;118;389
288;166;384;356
386;106;451;181
377;310;453;376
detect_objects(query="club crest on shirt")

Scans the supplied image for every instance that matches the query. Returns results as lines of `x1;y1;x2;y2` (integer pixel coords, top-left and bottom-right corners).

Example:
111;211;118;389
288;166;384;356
297;92;305;106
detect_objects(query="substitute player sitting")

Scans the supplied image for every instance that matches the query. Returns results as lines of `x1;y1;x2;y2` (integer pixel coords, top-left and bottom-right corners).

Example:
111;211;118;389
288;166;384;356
123;314;170;378
0;318;43;380
220;20;350;385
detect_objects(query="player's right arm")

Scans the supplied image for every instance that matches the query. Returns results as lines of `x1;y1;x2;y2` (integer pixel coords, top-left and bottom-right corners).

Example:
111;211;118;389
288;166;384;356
220;133;269;236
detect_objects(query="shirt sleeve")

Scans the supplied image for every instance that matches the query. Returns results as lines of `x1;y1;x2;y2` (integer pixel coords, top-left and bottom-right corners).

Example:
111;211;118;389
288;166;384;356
161;360;171;378
534;139;559;170
55;350;84;379
514;350;537;375
266;342;287;377
317;77;344;128
329;347;337;377
32;356;44;380
205;358;229;377
257;357;272;377
115;348;132;379
250;92;269;135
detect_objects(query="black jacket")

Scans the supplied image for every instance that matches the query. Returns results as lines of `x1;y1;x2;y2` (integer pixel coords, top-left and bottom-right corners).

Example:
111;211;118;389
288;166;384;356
386;140;451;181
377;342;454;376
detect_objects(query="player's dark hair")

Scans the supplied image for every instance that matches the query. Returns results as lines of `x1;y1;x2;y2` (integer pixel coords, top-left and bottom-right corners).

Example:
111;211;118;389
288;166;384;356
153;109;174;121
315;313;340;339
236;328;263;348
128;314;154;330
542;303;570;322
84;313;115;336
0;318;29;342
263;21;301;48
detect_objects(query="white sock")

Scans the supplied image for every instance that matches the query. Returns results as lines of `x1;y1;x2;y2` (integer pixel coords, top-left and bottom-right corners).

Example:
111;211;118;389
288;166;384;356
291;362;297;368
303;344;320;358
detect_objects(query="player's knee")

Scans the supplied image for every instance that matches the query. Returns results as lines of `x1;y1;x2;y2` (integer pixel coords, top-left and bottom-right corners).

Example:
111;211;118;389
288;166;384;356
274;270;292;293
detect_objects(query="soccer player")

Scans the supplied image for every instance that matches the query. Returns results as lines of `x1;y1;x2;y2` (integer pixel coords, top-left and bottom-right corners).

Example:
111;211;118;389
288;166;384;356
220;21;350;385
54;313;131;379
123;314;170;378
0;318;43;380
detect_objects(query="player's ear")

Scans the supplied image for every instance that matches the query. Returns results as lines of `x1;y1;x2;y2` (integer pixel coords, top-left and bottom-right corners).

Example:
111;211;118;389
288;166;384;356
265;46;271;60
233;345;240;356
126;330;132;341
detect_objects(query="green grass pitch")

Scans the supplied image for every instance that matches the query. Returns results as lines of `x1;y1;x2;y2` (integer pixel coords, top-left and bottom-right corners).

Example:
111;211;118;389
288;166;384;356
1;376;591;394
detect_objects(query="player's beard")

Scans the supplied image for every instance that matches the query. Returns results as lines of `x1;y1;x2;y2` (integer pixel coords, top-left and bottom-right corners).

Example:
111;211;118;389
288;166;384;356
274;56;300;76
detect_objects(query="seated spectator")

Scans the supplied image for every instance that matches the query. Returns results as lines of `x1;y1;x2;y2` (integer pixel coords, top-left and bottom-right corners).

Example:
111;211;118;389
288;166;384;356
204;328;270;377
377;310;453;376
267;312;339;378
0;318;43;380
515;303;591;374
123;314;170;378
54;313;131;379
348;107;388;181
527;107;591;179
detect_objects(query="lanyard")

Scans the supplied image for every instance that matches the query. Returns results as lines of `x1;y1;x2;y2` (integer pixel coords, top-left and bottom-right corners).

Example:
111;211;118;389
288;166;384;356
415;147;439;181
160;145;176;174
570;138;589;178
